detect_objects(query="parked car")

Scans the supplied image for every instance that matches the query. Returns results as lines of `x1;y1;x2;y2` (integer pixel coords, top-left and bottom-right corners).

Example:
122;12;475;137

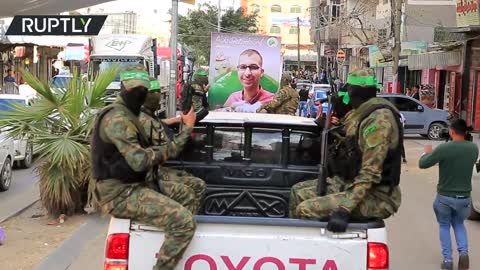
470;167;480;220
0;128;14;191
51;74;73;88
378;93;450;140
0;94;35;168
104;112;390;270
308;84;331;117
295;83;311;92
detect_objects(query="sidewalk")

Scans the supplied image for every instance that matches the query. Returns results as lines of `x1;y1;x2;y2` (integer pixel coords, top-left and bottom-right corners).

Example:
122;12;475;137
34;215;109;270
0;167;40;223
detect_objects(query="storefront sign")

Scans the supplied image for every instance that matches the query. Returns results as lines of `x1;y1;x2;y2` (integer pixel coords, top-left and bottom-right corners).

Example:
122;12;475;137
456;0;480;27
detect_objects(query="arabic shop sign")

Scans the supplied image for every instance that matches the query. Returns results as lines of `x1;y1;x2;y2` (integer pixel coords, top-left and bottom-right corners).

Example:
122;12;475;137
456;0;480;27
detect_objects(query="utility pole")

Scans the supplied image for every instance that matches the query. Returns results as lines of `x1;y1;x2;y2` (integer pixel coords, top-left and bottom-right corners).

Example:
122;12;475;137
392;0;402;93
169;0;178;117
217;0;221;32
297;17;301;71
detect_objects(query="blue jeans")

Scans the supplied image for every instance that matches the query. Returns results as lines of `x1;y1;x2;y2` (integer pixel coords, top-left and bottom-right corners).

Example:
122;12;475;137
433;194;471;261
298;101;308;117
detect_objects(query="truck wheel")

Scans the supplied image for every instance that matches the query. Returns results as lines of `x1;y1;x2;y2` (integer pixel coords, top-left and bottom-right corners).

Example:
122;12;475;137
428;123;446;140
0;158;13;191
468;201;480;220
19;143;33;169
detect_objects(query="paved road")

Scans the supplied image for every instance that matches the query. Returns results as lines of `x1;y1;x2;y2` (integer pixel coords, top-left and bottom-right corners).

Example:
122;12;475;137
0;164;39;223
43;138;480;270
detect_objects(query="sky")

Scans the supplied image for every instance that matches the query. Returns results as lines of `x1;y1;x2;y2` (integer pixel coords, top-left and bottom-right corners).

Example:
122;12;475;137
83;0;238;16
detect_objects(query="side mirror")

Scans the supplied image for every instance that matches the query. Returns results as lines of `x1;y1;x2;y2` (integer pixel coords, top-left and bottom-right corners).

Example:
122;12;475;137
417;105;424;112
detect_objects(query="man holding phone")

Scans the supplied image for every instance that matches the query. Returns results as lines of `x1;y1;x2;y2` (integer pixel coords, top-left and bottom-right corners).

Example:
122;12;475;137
419;119;478;270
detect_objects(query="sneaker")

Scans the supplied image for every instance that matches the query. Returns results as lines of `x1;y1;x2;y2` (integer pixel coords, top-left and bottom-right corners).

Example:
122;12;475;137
441;260;453;270
458;254;469;270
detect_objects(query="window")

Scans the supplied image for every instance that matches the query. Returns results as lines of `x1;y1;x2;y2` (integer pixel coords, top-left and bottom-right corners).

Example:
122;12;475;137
271;5;281;13
213;127;244;162
388;97;422;112
289;26;299;34
290;5;301;13
378;29;388;41
331;0;341;21
289;131;321;166
250;128;282;164
180;127;209;162
250;4;260;13
270;25;281;34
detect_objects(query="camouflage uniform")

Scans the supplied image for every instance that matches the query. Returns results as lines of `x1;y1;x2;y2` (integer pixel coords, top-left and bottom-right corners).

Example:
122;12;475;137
289;97;402;220
94;91;196;269
191;69;209;113
257;85;300;115
139;110;207;213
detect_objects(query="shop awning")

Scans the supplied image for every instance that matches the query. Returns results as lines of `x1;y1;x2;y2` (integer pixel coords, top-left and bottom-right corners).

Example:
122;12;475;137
408;50;462;70
0;0;113;17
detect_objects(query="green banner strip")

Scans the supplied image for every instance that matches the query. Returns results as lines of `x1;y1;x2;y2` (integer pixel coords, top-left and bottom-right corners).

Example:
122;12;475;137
120;70;149;82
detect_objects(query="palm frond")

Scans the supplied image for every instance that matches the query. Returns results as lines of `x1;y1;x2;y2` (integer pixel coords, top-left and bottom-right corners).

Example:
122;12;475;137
21;68;59;105
0;68;118;215
87;65;120;108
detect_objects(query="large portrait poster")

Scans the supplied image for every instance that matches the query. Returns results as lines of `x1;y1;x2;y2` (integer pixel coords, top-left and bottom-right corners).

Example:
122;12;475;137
208;32;282;110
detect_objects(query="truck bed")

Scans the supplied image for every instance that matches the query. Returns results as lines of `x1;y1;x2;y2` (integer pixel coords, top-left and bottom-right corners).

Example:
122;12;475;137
107;216;387;270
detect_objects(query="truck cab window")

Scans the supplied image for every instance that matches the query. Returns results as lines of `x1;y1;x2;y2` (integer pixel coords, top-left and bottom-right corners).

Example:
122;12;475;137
289;131;321;166
180;127;208;162
213;127;244;162
250;128;282;164
89;60;142;81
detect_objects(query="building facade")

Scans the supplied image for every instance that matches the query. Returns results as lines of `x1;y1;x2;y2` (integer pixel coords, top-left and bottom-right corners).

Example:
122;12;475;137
241;0;315;70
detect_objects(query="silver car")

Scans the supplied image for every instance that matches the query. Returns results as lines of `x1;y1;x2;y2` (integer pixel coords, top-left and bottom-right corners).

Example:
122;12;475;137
0;130;14;192
470;166;480;220
379;94;450;140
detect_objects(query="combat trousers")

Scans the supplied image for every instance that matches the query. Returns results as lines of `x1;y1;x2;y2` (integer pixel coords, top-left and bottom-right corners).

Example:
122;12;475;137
161;167;207;214
289;179;399;220
103;183;196;270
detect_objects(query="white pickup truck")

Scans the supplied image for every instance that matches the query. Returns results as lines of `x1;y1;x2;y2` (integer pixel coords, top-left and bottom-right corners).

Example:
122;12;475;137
103;112;389;270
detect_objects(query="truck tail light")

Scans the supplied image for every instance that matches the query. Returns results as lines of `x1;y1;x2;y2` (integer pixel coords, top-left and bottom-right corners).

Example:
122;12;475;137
104;233;129;270
367;242;389;270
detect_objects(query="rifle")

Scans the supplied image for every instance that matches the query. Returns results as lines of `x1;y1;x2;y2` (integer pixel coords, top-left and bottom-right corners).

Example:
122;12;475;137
316;92;334;196
180;65;194;115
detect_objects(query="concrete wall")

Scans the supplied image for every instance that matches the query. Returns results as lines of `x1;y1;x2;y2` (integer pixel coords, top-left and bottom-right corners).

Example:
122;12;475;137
403;4;456;42
374;0;456;43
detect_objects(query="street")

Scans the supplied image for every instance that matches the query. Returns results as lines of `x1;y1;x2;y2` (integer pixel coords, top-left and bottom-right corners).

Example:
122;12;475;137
0;164;39;223
28;137;479;270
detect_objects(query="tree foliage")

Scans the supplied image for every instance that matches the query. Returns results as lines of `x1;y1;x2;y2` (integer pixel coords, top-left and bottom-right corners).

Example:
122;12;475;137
179;4;258;65
0;67;119;216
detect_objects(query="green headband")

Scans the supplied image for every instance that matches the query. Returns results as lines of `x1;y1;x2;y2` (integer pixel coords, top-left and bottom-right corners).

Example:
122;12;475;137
120;70;149;82
149;80;161;91
346;75;378;87
338;91;350;105
194;69;208;76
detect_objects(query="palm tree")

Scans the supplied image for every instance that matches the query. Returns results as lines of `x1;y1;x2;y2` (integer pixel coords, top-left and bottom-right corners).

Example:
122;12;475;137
0;67;119;216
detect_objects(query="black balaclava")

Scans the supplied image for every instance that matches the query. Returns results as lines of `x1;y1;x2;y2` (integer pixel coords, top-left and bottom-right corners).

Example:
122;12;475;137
347;84;377;109
333;84;353;119
119;83;148;116
144;91;161;111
